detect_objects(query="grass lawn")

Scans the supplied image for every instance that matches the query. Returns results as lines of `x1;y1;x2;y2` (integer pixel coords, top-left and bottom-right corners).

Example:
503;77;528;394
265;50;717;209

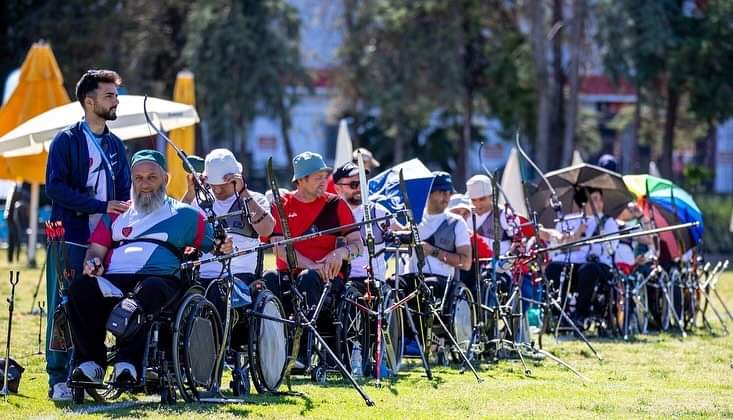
0;249;732;419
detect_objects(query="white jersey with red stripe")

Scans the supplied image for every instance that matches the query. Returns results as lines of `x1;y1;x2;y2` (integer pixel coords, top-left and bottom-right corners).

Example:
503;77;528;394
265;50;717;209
90;197;214;277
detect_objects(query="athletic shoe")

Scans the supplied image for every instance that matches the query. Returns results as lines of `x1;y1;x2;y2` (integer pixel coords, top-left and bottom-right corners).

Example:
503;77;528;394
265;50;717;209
71;361;104;384
113;362;137;386
50;382;72;401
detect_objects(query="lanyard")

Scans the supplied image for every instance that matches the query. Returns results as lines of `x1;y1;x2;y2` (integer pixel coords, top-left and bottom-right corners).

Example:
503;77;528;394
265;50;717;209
82;121;116;185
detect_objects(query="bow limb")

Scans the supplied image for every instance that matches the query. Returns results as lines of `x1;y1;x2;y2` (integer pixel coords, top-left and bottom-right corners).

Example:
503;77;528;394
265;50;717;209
478;142;515;212
515;130;566;225
144;96;226;248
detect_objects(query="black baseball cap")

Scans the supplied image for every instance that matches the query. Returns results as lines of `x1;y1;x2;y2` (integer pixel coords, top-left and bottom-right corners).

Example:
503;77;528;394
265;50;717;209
333;162;368;184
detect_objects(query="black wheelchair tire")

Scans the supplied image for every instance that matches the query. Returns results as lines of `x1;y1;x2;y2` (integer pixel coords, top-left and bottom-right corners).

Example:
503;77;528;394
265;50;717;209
171;292;223;402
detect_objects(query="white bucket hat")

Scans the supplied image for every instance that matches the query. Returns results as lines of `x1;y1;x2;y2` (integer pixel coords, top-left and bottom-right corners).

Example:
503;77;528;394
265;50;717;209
203;148;243;185
466;174;493;199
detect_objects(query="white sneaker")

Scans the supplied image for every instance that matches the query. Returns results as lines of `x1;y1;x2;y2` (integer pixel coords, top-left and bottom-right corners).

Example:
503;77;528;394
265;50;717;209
50;382;72;401
72;361;105;384
113;362;137;384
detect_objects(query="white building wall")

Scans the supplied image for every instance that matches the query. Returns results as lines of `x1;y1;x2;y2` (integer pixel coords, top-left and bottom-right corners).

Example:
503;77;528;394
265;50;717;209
247;89;333;171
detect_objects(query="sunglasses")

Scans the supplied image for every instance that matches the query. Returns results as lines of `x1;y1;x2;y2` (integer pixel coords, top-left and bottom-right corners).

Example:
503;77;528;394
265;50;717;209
337;181;361;189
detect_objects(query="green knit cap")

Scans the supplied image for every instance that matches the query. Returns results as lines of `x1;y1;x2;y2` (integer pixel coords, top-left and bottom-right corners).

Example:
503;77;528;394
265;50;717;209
131;149;167;171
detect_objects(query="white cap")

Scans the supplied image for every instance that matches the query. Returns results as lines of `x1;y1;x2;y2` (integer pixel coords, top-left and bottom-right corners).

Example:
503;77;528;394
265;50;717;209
466;174;493;199
448;193;472;211
203;148;243;185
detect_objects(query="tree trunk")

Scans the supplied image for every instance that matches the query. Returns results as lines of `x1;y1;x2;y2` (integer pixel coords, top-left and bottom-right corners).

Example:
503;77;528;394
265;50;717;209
528;0;551;171
237;122;249;179
548;0;565;170
660;83;679;179
458;92;473;187
628;83;642;172
562;0;586;167
394;123;405;165
278;95;295;166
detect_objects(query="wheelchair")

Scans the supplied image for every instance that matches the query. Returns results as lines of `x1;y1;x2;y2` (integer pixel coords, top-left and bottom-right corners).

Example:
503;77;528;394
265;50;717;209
67;273;224;404
334;277;405;380
67;266;288;404
212;279;289;397
402;273;476;366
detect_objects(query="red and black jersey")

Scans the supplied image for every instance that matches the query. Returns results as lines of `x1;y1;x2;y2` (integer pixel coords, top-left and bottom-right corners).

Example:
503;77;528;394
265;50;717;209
270;191;356;271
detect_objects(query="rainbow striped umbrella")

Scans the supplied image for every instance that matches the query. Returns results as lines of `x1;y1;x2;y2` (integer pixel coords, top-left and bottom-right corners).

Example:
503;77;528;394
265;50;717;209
623;174;704;258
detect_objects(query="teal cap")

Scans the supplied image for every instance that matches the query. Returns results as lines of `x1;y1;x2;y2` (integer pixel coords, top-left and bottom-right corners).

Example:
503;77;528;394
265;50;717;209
131;149;167;171
292;151;331;182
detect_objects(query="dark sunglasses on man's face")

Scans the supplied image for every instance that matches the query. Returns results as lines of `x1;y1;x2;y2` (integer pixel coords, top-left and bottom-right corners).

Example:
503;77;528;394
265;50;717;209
337;181;360;189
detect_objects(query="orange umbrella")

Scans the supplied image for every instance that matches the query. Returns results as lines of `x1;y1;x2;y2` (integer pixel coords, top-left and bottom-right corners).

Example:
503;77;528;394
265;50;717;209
167;70;196;199
0;41;71;183
0;41;71;265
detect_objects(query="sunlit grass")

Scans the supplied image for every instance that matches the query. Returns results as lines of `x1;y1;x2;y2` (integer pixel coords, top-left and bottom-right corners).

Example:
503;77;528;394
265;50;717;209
0;249;732;418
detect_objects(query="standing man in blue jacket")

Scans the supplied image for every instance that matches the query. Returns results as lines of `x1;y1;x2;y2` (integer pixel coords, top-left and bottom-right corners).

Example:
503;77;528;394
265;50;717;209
44;69;132;400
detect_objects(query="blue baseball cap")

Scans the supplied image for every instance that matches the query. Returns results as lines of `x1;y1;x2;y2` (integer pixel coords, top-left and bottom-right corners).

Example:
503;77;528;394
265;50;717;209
598;154;618;172
292;151;332;182
431;171;455;193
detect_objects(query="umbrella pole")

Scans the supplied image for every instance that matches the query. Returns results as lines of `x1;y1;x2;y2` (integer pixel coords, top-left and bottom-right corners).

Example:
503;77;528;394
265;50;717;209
27;183;40;267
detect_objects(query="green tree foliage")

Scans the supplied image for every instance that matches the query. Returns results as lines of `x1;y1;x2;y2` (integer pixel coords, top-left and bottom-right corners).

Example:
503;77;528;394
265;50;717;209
182;0;308;169
1;0;191;99
683;1;733;125
337;0;534;178
597;0;733;178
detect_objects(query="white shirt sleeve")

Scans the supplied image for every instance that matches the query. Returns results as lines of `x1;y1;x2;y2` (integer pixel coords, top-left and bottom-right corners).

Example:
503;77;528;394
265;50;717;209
250;191;270;214
454;216;471;248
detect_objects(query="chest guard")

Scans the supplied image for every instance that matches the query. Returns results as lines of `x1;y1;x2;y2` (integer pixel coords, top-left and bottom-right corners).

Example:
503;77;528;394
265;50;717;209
222;197;258;239
476;210;511;242
359;207;386;246
424;217;458;253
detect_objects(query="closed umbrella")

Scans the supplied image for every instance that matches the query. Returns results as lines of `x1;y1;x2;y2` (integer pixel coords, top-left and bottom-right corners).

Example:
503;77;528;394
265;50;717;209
166;70;196;199
0;42;71;264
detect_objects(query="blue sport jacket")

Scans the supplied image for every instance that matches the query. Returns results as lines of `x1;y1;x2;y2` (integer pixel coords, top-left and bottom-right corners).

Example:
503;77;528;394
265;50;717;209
45;121;131;244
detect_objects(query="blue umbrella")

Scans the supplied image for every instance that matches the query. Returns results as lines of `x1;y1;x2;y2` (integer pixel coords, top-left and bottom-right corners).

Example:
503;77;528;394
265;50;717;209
368;158;434;223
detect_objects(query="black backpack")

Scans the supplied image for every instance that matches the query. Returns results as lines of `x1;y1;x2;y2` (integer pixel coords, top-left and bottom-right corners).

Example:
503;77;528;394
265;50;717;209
0;358;24;393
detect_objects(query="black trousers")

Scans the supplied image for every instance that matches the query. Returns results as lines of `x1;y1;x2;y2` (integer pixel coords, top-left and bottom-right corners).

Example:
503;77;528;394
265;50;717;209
262;270;345;317
66;274;181;371
545;261;611;318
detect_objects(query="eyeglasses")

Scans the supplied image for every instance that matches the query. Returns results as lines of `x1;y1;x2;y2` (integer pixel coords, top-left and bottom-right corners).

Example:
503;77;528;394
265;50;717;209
337;181;360;189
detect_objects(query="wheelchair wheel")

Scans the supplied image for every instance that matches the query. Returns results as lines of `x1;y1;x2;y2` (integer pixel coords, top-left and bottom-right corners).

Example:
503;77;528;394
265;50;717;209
248;290;288;394
336;285;372;378
648;269;671;331
681;269;699;331
666;268;684;330
632;272;650;334
382;287;404;375
446;282;475;364
171;292;223;402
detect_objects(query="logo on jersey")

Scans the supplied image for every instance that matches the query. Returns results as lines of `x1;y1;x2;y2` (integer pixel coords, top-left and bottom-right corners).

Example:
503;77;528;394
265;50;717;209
122;226;133;237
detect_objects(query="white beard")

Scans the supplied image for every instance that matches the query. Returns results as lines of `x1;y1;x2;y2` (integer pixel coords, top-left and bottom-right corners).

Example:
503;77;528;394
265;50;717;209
132;185;166;215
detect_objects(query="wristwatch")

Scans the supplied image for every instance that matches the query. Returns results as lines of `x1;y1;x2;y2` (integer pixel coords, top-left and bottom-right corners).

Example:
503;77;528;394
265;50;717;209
431;248;440;258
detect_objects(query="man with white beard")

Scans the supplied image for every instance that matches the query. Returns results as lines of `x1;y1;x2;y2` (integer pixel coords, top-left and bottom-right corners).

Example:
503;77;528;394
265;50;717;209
66;150;232;390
